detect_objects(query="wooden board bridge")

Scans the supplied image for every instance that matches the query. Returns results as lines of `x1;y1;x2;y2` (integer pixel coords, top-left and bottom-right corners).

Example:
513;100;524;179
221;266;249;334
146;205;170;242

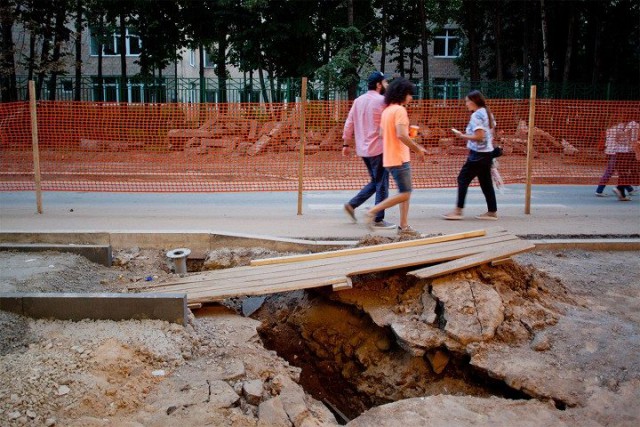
142;227;534;304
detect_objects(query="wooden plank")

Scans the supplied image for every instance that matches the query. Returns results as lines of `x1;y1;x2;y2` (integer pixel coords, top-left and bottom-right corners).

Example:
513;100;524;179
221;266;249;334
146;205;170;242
157;238;518;302
250;229;488;266
185;276;348;303
150;231;513;290
408;240;535;280
28;80;43;214
148;234;518;295
332;278;353;291
491;257;512;266
181;239;523;303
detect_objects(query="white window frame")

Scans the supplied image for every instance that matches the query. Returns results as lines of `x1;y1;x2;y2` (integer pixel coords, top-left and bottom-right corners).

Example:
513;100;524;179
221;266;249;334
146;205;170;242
433;78;460;100
433;29;460;58
189;49;195;67
90;28;141;57
92;77;144;103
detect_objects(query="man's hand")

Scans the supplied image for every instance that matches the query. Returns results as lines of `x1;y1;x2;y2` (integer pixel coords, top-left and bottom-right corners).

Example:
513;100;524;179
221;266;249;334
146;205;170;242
342;146;351;157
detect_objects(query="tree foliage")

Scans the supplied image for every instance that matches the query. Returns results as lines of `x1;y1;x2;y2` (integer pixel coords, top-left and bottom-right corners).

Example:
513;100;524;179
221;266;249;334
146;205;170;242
0;0;638;102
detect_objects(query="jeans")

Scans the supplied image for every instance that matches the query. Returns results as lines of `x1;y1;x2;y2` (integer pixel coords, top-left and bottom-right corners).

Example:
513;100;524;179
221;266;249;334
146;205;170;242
456;151;497;212
348;154;389;222
387;162;412;193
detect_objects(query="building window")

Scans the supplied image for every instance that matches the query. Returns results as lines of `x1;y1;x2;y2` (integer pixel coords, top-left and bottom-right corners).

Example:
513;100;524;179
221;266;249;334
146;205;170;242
61;80;73;92
91;77;145;103
433;78;460;100
433;30;460;58
203;49;216;69
189;50;195;67
90;28;141;57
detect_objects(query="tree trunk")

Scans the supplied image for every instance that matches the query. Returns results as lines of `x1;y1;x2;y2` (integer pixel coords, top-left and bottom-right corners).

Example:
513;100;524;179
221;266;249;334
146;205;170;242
0;0;18;102
380;5;386;73
418;0;429;98
74;0;82;101
198;44;205;103
28;32;35;82
119;11;127;102
463;0;481;82
48;3;67;101
591;16;602;84
36;36;51;99
258;61;268;103
562;9;575;83
216;35;227;103
540;0;551;81
398;38;405;77
494;4;503;81
522;1;529;85
96;15;104;101
346;0;357;100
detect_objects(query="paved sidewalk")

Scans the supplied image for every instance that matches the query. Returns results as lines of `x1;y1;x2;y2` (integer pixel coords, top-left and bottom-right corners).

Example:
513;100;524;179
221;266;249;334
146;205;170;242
1;185;638;239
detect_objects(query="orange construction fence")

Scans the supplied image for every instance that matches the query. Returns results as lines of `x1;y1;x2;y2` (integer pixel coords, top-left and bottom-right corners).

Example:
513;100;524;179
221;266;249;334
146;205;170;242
1;96;639;193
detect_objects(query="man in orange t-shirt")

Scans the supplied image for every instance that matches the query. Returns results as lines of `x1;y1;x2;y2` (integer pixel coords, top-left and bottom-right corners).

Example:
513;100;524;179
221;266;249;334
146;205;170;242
366;78;427;235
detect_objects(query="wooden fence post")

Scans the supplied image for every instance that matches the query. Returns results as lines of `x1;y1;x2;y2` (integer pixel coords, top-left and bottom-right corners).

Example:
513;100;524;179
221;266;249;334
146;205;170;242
524;85;537;215
28;80;43;214
297;77;308;216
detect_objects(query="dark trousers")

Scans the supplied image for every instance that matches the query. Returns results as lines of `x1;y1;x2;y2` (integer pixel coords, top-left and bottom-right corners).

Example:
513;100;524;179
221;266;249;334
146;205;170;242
456;151;497;212
616;152;640;196
348;154;389;222
597;154;633;194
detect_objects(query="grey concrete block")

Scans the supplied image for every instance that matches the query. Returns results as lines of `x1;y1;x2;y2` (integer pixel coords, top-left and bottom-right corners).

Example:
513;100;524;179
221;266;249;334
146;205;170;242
0;292;188;324
0;232;110;245
0;243;112;267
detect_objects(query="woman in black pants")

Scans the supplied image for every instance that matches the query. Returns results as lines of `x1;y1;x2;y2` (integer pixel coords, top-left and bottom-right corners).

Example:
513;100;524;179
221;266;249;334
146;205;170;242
443;90;498;220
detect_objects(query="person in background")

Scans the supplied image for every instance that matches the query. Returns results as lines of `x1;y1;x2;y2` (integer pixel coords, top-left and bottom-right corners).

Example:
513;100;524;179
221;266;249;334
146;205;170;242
443;90;498;220
365;77;427;235
341;71;395;229
612;119;639;201
596;116;636;199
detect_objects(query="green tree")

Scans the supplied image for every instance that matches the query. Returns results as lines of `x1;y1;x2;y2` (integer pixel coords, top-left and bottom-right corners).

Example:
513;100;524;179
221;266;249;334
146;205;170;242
0;0;18;101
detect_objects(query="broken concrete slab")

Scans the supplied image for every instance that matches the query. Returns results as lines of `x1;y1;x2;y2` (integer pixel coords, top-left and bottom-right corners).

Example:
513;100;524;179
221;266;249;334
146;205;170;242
431;279;504;344
0;292;187;324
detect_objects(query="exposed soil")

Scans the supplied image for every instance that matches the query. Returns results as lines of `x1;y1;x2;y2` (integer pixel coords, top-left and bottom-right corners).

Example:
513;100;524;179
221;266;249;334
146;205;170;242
0;247;639;426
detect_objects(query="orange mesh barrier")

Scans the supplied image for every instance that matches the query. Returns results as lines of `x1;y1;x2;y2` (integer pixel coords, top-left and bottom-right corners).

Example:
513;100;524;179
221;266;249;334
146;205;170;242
1;99;638;192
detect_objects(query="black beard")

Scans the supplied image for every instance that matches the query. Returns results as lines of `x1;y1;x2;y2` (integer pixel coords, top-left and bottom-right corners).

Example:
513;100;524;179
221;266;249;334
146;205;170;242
379;86;386;96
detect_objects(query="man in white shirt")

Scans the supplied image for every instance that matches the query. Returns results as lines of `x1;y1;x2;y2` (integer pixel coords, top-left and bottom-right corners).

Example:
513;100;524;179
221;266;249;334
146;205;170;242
341;71;395;229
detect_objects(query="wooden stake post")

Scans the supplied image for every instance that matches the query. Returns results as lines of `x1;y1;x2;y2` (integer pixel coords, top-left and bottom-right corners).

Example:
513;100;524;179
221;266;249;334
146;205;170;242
28;80;43;214
297;77;307;215
524;85;537;215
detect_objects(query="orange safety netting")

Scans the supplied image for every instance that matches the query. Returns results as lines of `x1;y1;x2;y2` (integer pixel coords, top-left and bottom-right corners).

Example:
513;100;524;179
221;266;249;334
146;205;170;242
1;99;639;193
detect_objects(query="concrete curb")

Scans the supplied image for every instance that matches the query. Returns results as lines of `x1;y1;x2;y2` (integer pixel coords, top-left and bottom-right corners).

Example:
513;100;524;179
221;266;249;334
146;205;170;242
0;292;188;325
0;243;112;266
0;231;356;256
1;232;638;258
529;239;640;251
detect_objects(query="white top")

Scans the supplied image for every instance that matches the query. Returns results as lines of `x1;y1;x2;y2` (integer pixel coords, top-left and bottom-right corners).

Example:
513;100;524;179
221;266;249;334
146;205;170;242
465;107;495;153
605;122;632;154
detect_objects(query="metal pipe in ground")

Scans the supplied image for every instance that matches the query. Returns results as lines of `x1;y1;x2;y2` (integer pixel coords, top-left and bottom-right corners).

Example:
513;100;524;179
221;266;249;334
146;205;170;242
166;248;191;275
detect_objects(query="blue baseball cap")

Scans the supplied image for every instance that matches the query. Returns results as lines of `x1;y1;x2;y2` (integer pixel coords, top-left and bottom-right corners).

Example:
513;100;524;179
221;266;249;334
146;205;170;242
367;71;386;85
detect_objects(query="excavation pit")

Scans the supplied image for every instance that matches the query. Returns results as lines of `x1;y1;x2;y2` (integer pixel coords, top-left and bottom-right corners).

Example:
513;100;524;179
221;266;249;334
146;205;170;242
1;247;638;426
251;265;551;421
